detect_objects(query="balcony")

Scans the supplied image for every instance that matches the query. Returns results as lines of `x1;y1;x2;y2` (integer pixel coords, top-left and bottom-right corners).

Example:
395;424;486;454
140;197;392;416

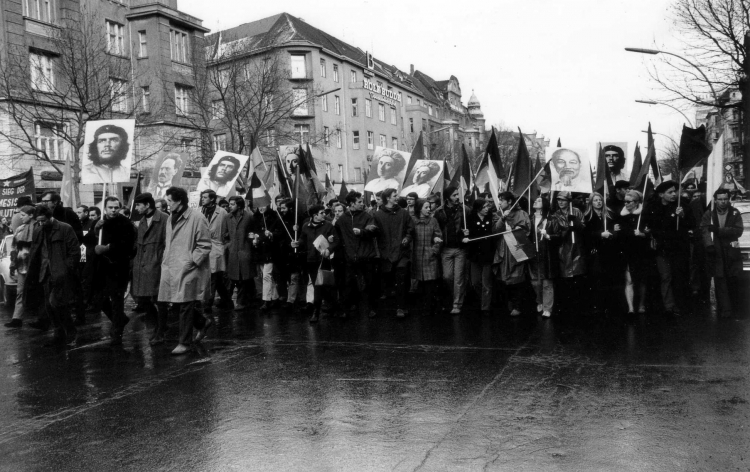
289;73;313;82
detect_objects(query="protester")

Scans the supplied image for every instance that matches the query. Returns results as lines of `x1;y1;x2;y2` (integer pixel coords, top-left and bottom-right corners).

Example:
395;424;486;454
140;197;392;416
10;196;33;232
251;205;280;310
273;198;304;310
225;195;256;312
434;186;469;315
159;187;212;355
465;199;494;314
84;196;136;345
40;191;83;242
373;188;414;318
200;189;232;313
700;188;744;318
411;199;442;316
4;205;35;328
608;181;630;215
406;192;418;218
25;204;80;344
617;190;650;315
528;196;557;318
0;217;11;239
643;181;694;316
155;199;169;215
334;191;379;318
688;186;709;299
77;205;93;232
492;191;531;316
130;193;169;344
329;202;348;312
550;191;586;314
293;205;338;322
583;192;621;315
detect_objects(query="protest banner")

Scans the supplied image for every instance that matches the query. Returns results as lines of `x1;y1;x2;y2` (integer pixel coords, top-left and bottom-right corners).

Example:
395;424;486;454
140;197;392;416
0;169;35;218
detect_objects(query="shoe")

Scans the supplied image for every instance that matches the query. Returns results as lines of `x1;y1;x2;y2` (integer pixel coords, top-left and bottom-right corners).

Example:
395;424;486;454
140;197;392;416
536;303;543;313
368;310;377;318
29;320;50;331
396;309;405;318
171;344;190;355
149;333;165;345
542;310;551;318
4;319;22;328
450;307;461;315
510;309;522;317
194;317;214;342
637;306;646;314
309;311;319;323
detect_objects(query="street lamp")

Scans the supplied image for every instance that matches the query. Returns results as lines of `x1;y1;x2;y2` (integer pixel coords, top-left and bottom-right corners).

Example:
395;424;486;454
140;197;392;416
625;47;718;103
635;99;694;127
641;130;678;147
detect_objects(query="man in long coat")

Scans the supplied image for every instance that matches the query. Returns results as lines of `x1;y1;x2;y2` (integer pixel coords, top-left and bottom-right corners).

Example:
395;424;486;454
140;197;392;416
199;189;231;313
25;204;80;345
701;188;744;318
158;187;212;355
493;191;531;316
226;196;256;310
131;193;168;344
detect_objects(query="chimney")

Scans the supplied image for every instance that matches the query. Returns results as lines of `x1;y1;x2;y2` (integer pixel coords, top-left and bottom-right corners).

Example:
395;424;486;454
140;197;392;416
410;64;414;75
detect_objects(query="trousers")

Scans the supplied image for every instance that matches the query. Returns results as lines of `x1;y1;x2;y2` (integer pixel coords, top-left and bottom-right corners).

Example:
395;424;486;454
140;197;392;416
441;247;467;309
175;301;206;345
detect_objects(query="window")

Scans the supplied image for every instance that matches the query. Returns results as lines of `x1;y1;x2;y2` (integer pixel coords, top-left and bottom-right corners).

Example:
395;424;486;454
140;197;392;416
409;118;414;133
212;100;225;119
35;122;66;161
378;103;385;121
351;98;357;117
217;68;229;89
170;28;189;63
417;99;420;106
392;137;397;149
421;118;426;132
175;84;189;115
181;138;194;159
367;131;374;150
213;134;226;152
322;95;328;112
110;78;127;113
365;99;372;118
338;164;343;180
326;163;331;177
265;129;276;146
428;104;432;116
323;126;330;146
353;131;360;150
336;130;342;148
293;89;308;116
290;54;306;78
138;31;147;57
23;0;54;23
141;86;150;113
730;124;739;138
390;107;397;125
434;108;439;119
320;58;326;78
407;95;412;104
354;167;362;182
333;64;339;82
350;70;357;83
294;124;310;144
379;134;386;147
30;52;54;92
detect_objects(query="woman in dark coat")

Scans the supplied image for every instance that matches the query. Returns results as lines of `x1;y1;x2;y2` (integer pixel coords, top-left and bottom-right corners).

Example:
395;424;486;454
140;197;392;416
411;199;442;315
251;206;280;309
529;196;558;318
465;199;494;314
700;188;744;318
617;190;650;315
582;192;622;315
548;191;586;315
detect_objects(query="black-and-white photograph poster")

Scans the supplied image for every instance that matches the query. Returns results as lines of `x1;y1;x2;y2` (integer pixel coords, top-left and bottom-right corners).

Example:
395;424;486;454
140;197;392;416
364;146;410;194
80;119;135;184
545;147;592;193
146;151;187;199
195;151;249;197
399;160;443;198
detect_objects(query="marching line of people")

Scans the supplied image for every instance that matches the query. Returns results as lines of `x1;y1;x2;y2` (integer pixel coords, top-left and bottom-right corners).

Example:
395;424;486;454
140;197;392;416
2;179;744;355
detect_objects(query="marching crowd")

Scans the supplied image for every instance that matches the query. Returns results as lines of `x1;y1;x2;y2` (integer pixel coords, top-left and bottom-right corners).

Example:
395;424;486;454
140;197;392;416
1;178;744;355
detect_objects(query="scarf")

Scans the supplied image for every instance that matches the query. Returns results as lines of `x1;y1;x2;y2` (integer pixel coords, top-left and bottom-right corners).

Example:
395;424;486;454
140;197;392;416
201;203;216;221
171;205;186;226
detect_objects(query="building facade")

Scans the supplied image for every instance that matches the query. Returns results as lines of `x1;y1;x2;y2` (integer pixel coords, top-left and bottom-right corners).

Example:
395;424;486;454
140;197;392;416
695;89;745;183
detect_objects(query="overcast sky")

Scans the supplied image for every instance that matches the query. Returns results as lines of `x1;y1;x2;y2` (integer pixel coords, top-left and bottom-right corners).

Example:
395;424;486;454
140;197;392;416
179;0;691;170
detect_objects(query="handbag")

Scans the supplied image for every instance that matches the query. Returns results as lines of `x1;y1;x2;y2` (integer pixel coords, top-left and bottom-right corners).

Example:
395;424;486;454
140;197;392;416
314;259;335;286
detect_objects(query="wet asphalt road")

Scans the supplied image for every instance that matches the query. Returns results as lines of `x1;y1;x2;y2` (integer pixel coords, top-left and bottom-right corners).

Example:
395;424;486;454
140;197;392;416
1;281;749;471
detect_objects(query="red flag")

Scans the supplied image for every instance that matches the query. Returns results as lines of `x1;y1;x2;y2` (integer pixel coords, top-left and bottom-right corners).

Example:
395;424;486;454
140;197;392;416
449;143;473;198
338;180;349;203
629;143;642;187
475;128;503;208
594;143;612;195
511;128;533;195
247;172;271;208
404;132;425;182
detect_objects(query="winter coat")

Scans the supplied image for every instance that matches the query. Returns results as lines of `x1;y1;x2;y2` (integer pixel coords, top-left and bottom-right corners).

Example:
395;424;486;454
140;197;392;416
434;203;468;249
616;204;652;277
131;210;167;298
529;213;558;280
52;205;84;243
549;207;586;278
10;222;34;276
492;208;531;285
298;219;339;264
83;214;136;293
466;212;494;264
204;206;229;274
334;209;378;262
643;199;694;257
251;209;280;264
158;208;211;303
24;219;80;308
374;205;414;270
273;210;304;270
701;206;744;278
411;216;442;281
226;208;256;281
582;211;624;282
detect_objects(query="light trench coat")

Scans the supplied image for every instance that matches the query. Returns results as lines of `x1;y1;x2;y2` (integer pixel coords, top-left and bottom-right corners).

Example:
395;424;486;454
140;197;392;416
158;207;212;303
205;206;229;274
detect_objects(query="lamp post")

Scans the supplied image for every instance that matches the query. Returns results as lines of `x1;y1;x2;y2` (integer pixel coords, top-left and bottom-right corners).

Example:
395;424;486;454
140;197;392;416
635;99;694;127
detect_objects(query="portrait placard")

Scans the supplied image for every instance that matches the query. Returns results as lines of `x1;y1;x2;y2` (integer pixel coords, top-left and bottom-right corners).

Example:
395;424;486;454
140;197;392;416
364;146;411;194
195;151;249;198
146;151;187;199
598;142;629;184
80;119;136;185
399;160;443;198
545;147;593;194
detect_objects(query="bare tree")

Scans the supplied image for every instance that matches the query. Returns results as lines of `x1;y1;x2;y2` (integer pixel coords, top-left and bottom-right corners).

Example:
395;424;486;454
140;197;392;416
0;6;164;202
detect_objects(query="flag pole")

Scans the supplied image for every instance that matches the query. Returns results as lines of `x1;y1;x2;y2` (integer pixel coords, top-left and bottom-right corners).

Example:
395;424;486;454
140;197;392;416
467;228;516;242
676;171;682;230
460;179;468;231
603;174;608;233
506;165;546;214
637;176;648;229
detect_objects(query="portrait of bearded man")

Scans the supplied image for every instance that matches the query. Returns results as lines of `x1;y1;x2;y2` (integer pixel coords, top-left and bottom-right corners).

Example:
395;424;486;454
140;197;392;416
197;153;245;197
81;123;133;184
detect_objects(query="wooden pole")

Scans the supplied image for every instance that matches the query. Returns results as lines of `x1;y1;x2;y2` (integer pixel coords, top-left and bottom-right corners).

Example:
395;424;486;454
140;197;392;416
676;171;682;230
460;179;468;231
506;165;546;214
467;228;515;242
637;176;648;229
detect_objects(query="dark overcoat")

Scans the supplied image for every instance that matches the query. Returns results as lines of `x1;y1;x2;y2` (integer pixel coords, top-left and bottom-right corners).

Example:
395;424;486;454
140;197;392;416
701;206;744;278
25;219;80;308
226;208;256;281
131;210;167;297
